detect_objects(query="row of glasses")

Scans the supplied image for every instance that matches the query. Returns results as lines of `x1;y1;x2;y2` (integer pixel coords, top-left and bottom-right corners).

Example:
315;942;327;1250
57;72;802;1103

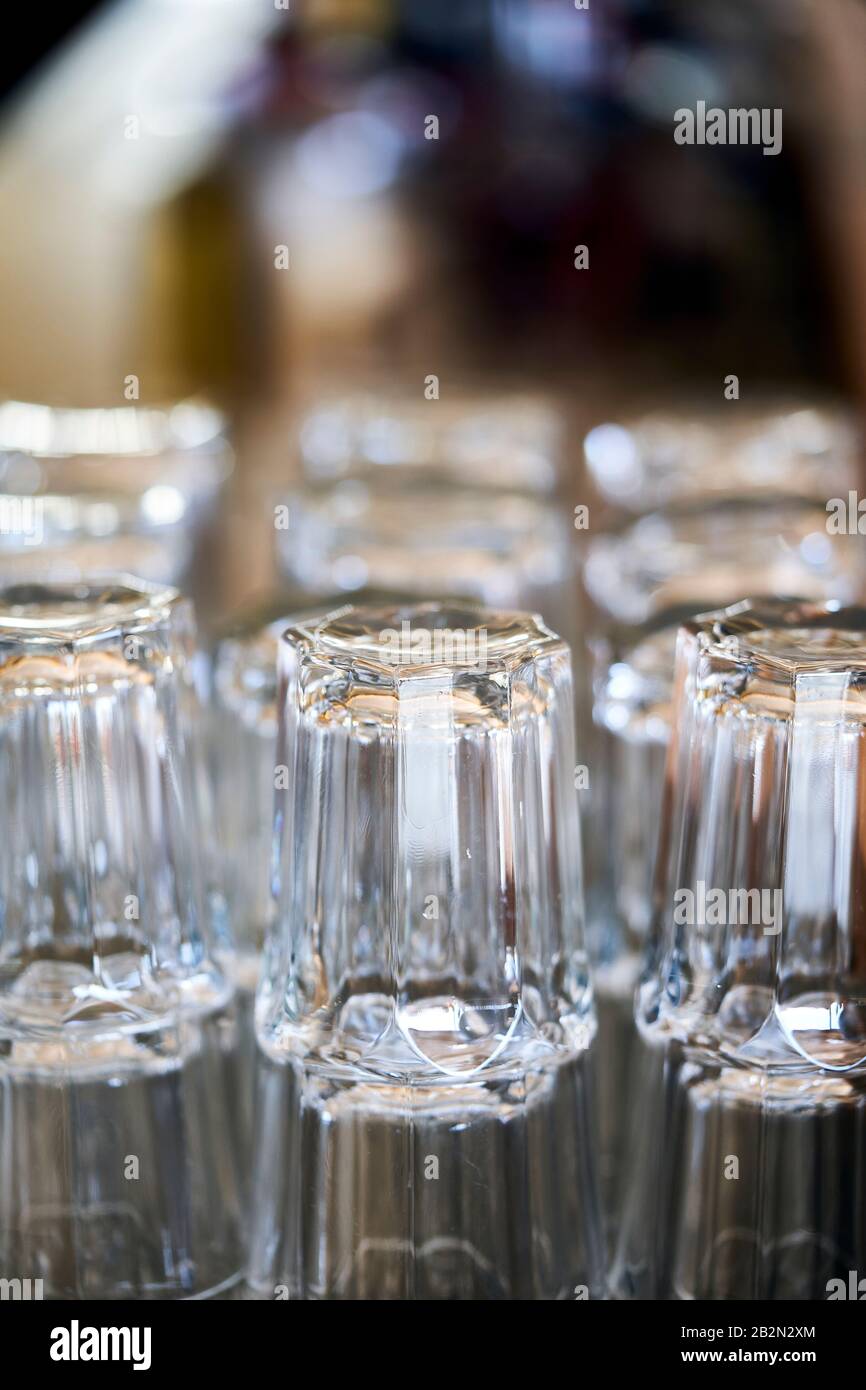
583;403;863;948
7;576;866;1300
220;586;866;1301
0;578;605;1298
0;579;244;1299
246;599;605;1299
580;403;866;1234
0;387;593;1299
582;398;861;927
613;599;866;1299
0;400;241;1298
2;386;864;1298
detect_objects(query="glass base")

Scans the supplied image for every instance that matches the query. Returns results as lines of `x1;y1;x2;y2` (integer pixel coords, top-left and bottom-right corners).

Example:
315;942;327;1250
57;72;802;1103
248;1045;606;1300
612;1030;866;1300
0;1006;244;1300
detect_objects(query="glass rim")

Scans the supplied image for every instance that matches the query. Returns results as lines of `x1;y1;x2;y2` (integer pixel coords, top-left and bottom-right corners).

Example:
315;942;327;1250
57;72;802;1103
683;597;866;674
0;576;181;637
281;600;566;673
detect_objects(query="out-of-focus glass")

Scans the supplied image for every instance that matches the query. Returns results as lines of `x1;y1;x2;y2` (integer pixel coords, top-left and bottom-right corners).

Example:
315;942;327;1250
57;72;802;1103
211;603;289;1150
583;497;862;630
584;402;859;515
0;399;232;588
298;390;562;493
614;599;866;1299
247;600;604;1300
278;482;575;632
0;579;243;1299
279;390;581;721
213;612;285;995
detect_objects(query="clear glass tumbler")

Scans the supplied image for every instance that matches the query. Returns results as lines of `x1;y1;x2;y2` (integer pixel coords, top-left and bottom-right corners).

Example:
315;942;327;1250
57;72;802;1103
248;600;605;1300
0;578;243;1299
584;500;866;1232
583;497;863;631
583;400;858;515
211;588;420;1152
0;398;232;592
277;390;582;754
582;495;859;938
613;598;866;1299
297;388;563;494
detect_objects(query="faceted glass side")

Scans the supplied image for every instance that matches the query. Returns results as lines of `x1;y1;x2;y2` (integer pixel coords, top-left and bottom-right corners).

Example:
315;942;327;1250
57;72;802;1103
249;601;604;1300
0;580;242;1299
614;599;866;1300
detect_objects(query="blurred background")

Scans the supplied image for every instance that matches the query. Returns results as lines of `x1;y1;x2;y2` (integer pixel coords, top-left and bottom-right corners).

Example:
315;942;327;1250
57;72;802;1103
1;0;865;628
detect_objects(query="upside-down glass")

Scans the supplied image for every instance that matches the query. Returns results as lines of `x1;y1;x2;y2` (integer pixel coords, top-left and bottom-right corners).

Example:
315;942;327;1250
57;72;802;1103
212;588;431;1151
0;399;232;594
586;498;866;965
613;599;866;1299
276;484;577;652
247;601;605;1300
583;400;859;515
582;496;859;937
297;389;563;493
277;388;584;754
0;579;243;1299
583;500;866;1226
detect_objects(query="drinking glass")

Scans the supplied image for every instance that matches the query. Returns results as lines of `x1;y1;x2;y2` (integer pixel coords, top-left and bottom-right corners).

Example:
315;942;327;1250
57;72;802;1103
584;499;866;1233
0;398;232;592
583;400;858;516
583;497;863;630
276;484;577;651
613;598;866;1299
297;389;563;493
277;390;583;756
211;587;434;1151
0;578;243;1299
247;600;605;1300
